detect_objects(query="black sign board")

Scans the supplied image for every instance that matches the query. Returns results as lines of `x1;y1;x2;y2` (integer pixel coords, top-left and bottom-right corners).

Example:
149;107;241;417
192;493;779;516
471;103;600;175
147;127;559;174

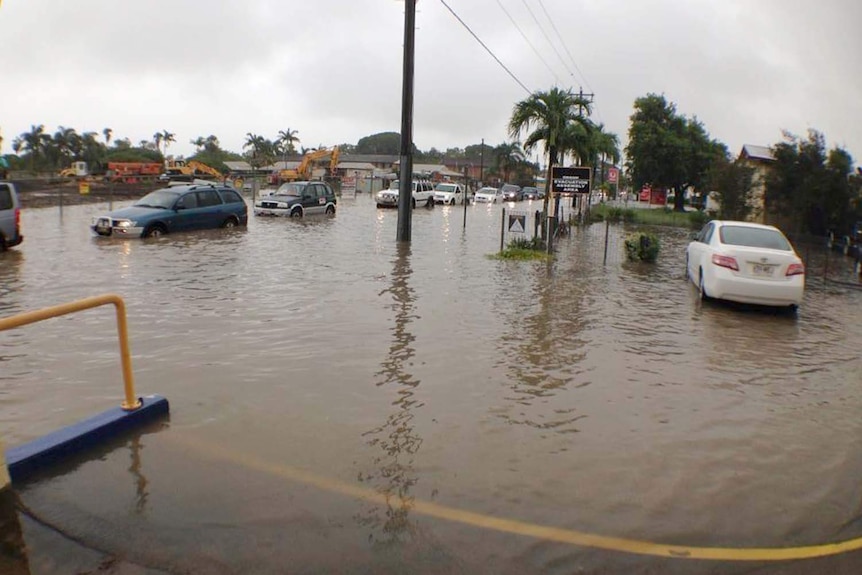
551;166;591;194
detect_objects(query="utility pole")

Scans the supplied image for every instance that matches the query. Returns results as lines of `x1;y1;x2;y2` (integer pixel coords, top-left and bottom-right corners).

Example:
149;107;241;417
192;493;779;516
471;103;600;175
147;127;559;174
396;0;417;243
479;138;484;186
576;87;595;117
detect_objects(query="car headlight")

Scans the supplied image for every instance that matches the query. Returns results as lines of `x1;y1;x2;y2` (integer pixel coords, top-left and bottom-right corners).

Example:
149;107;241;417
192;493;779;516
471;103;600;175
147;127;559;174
277;202;288;208
116;219;134;228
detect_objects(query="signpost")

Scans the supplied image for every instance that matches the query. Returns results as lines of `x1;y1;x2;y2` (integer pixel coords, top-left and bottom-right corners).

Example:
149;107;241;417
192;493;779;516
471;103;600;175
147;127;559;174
548;166;592;252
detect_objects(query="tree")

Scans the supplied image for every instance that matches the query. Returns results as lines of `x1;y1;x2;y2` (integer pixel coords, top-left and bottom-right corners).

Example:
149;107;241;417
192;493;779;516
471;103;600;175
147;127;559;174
766;130;855;236
356;132;402;155
161;130;176;157
626;94;727;212
243;133;275;169
278;129;300;156
102;127;112;146
508;86;593;219
493;142;526;184
709;158;755;220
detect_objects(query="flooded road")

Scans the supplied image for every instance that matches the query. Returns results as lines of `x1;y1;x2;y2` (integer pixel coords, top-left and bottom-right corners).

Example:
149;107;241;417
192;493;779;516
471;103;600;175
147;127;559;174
2;194;862;574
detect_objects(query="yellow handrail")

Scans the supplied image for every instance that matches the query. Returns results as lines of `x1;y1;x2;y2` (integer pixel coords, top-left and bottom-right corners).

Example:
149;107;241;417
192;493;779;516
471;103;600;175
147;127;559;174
0;294;142;411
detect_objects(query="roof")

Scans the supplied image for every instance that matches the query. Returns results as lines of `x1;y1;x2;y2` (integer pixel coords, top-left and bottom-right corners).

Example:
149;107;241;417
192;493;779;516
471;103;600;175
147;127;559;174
394;162;463;177
223;161;254;172
337;162;377;171
740;145;775;162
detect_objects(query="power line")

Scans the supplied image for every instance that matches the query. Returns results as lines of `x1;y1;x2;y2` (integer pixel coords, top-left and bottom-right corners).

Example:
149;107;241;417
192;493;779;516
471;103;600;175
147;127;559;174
439;0;532;95
518;0;575;81
495;0;560;86
536;0;593;94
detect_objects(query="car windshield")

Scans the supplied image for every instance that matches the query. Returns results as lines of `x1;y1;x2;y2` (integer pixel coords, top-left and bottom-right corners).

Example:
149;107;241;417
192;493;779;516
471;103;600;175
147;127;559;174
274;183;307;197
135;190;179;209
435;184;457;192
720;226;792;251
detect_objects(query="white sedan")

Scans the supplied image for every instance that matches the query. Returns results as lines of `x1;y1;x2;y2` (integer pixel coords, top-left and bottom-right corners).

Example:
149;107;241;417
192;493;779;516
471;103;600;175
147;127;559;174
686;220;805;309
473;187;501;203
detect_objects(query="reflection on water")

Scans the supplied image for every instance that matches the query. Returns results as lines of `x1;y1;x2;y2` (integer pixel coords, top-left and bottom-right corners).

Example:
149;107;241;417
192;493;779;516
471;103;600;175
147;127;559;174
358;243;422;544
127;436;149;515
0;490;29;575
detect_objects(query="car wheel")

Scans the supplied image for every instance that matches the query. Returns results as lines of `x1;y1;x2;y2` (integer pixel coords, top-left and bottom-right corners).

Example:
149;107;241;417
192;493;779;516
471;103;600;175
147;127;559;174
222;217;238;228
290;207;303;218
698;269;709;301
325;205;335;215
426;198;434;209
143;224;166;238
376;203;383;209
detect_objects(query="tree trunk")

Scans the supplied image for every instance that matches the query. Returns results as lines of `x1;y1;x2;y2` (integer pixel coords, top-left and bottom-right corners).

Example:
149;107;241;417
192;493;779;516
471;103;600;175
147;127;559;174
673;185;686;212
542;147;557;240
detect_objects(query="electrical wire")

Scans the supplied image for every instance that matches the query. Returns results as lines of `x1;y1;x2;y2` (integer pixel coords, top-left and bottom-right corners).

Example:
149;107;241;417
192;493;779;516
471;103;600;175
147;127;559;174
438;0;533;95
518;0;575;81
536;0;593;94
495;0;561;86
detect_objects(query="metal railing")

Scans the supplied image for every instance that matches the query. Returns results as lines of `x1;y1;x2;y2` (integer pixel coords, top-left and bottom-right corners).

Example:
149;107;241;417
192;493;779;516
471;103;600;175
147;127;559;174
0;294;142;411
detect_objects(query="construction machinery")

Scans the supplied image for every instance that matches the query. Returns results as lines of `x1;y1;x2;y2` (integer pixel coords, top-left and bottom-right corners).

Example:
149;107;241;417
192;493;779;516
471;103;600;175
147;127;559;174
161;159;224;182
269;147;339;185
59;161;89;178
107;162;163;183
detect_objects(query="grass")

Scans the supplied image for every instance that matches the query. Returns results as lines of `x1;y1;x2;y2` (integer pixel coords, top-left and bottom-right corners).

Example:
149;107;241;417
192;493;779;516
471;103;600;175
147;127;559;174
490;247;552;261
589;204;708;229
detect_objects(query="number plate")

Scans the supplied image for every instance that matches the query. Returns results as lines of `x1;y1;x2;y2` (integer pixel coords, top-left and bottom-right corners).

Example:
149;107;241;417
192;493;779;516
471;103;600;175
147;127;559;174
752;264;774;276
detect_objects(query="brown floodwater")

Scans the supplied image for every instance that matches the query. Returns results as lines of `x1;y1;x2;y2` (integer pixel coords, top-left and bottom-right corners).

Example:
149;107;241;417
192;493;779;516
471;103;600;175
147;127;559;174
2;195;862;574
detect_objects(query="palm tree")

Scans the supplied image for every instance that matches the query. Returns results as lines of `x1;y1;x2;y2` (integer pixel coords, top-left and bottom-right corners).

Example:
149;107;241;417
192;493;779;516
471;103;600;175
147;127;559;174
494;142;526;184
102;127;112;147
590;123;621;194
161;130;176;157
278;128;300;158
508;87;593;220
153;132;163;156
21;124;46;170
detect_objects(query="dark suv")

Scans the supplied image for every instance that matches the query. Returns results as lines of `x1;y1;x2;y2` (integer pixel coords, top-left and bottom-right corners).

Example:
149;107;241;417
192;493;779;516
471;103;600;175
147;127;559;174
0;182;23;251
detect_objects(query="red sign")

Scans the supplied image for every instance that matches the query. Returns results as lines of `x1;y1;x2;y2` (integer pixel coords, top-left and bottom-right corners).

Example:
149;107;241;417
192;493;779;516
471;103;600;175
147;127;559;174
607;167;618;183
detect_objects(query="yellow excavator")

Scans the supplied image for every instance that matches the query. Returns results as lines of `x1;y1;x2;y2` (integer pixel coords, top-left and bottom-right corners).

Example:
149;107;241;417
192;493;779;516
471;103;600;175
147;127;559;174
271;147;339;184
161;159;223;182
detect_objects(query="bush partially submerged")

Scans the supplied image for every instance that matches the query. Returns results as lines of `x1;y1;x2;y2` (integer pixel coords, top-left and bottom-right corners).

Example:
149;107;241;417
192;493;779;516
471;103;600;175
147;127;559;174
491;236;550;260
624;232;660;262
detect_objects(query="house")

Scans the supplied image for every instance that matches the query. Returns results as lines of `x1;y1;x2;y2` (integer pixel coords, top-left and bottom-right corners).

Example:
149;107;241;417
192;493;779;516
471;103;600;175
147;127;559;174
738;144;776;223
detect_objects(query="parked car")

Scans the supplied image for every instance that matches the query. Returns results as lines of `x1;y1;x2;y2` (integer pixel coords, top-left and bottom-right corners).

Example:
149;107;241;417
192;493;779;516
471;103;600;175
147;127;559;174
686;220;805;310
91;183;248;238
376;180;434;209
0;181;23;251
473;187;502;203
254;181;337;217
827;221;862;258
500;183;523;202
432;182;465;205
522;186;541;200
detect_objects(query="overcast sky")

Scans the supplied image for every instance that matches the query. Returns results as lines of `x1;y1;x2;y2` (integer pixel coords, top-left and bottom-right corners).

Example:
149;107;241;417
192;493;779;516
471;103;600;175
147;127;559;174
1;0;860;165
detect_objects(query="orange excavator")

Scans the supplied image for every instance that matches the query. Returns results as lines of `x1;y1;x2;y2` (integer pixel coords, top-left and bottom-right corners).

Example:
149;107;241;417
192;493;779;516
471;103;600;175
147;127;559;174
269;147;339;184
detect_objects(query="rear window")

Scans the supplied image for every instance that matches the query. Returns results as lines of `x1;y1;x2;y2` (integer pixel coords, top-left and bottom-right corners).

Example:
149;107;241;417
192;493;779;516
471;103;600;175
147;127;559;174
0;185;12;210
720;226;791;251
219;190;244;204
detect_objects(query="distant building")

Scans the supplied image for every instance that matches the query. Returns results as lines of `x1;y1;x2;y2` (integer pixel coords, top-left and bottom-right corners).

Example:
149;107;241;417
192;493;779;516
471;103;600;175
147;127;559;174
738;144;776;223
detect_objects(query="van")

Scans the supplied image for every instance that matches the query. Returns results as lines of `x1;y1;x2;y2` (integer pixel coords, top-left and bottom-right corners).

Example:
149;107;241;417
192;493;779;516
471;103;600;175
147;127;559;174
0;182;23;250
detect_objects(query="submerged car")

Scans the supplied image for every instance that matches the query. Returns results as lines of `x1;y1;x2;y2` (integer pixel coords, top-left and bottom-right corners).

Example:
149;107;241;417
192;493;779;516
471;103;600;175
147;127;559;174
522;186;542;200
500;183;523;202
376;180;434;209
254;181;337;217
91;184;248;238
473;187;501;203
432;182;465;205
0;181;23;251
686;220;805;309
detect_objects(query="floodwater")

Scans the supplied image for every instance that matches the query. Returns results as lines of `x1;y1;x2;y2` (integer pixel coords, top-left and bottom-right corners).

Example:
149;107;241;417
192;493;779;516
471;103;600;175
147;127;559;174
2;194;862;574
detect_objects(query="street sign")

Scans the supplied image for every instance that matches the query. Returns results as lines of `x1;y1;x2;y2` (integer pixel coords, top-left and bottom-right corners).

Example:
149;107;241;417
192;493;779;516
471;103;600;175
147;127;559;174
551;166;591;194
508;213;526;234
607;167;619;183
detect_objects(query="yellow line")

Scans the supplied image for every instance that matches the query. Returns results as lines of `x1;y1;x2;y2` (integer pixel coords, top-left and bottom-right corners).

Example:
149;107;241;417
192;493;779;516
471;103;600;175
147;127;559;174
176;435;862;562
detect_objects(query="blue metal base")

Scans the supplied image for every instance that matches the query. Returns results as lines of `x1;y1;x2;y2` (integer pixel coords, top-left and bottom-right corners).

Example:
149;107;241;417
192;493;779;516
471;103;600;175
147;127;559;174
5;395;170;484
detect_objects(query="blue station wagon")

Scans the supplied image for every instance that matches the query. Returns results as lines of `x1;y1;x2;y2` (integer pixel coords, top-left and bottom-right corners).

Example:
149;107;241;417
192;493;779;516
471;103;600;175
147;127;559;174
91;184;248;238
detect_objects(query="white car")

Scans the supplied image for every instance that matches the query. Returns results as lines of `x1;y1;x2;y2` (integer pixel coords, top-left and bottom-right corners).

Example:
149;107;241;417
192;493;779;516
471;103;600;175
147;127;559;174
686;220;805;309
433;183;465;205
376;180;434;209
473;187;501;203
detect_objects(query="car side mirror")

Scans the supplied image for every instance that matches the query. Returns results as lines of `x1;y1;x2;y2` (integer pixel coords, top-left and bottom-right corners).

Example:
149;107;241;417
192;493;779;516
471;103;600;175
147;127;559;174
175;204;186;211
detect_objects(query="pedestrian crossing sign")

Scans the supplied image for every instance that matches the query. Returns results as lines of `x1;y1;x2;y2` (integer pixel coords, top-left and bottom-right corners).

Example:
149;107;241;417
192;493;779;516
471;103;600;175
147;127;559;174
508;214;526;234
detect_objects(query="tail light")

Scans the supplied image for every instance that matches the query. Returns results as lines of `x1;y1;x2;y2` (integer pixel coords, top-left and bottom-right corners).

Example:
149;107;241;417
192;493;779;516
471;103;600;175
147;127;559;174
786;262;805;276
711;254;739;271
15;207;20;232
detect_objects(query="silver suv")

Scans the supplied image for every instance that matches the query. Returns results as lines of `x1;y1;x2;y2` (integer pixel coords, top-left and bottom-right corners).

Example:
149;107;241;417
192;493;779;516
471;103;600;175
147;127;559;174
0;182;23;251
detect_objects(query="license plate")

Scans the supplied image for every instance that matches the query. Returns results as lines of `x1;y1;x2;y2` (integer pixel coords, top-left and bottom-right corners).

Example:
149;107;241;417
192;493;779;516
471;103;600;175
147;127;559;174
752;264;774;276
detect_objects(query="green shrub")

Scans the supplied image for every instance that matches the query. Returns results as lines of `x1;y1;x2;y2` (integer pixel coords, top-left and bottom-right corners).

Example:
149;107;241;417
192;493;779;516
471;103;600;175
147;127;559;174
624;232;660;262
687;210;709;228
508;236;546;251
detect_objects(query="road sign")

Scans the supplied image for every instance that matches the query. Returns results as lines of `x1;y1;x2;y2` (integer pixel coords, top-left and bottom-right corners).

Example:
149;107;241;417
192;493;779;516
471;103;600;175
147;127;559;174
607;167;619;183
551;166;591;194
508;213;526;234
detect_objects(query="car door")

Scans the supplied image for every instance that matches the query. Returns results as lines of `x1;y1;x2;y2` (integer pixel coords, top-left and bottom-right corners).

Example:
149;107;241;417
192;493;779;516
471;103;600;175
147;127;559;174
687;222;713;279
171;191;200;232
195;189;225;228
303;184;323;215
